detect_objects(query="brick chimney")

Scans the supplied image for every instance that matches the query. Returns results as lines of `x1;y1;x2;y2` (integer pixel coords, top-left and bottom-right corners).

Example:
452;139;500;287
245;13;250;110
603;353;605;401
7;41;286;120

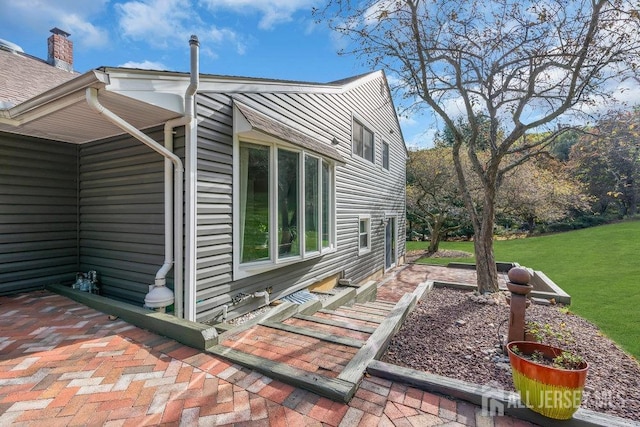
47;27;73;72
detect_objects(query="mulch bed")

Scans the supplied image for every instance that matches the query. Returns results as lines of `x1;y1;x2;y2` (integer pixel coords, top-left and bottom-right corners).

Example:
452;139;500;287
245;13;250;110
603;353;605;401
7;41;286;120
382;286;640;421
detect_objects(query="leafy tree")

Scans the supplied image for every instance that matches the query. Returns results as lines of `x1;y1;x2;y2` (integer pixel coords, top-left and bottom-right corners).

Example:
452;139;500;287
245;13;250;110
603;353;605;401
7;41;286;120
550;129;580;161
569;109;640;216
406;148;469;252
316;0;640;293
497;158;592;231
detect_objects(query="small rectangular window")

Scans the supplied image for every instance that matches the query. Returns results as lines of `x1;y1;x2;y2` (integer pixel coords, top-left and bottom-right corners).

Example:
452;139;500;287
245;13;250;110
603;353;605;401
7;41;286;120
358;216;371;254
382;141;389;170
353;119;374;163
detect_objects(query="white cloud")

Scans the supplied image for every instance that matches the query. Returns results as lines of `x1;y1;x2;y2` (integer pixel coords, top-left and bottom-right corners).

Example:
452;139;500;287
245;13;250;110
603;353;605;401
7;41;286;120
0;0;109;48
60;14;109;48
115;0;246;54
118;60;168;69
200;0;317;30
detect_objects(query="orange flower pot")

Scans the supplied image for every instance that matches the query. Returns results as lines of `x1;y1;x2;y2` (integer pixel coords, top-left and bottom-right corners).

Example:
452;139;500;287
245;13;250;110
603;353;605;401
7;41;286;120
507;341;588;420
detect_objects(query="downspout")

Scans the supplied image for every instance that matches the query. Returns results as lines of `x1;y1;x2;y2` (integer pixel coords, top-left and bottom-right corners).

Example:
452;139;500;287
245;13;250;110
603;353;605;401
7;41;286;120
85;36;199;318
162;35;199;318
86;86;184;313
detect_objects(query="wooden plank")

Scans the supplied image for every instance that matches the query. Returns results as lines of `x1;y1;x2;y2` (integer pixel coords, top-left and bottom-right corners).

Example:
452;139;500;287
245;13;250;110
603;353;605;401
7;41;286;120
260;320;364;348
338;292;415;384
332;306;387;318
349;303;390;315
318;309;383;324
364;300;397;309
217;301;298;341
322;288;357;310
48;284;218;350
293;314;377;334
208;345;357;402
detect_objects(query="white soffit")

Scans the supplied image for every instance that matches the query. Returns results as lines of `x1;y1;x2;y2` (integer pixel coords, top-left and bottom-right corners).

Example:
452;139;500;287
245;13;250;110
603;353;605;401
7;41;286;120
0;69;186;144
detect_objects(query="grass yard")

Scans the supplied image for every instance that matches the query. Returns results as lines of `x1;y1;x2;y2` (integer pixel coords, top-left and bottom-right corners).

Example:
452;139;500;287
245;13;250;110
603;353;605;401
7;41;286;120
409;221;640;360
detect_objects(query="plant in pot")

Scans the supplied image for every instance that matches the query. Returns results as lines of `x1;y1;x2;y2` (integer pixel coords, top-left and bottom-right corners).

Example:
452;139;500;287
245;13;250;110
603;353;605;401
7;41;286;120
507;340;588;420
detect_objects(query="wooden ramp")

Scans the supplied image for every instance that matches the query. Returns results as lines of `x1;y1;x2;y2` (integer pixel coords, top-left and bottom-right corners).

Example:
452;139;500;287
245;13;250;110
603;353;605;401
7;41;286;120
208;280;431;403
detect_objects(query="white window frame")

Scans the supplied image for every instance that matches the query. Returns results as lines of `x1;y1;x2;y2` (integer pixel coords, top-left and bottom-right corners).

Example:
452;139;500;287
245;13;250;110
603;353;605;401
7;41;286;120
384;213;398;271
358;214;372;255
233;136;337;280
352;115;375;164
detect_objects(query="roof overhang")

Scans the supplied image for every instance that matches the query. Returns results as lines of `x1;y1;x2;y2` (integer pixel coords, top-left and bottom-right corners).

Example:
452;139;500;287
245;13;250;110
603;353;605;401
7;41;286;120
0;69;188;144
234;101;345;163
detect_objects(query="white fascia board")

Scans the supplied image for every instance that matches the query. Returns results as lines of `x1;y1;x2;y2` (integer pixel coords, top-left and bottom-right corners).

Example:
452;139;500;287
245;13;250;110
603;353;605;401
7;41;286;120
198;76;344;94
1;70;108;122
103;68;191;114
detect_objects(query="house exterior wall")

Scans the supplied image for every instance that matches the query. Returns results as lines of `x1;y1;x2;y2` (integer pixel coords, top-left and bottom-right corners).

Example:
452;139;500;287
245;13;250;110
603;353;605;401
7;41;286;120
78;127;184;304
194;74;406;322
0;133;78;295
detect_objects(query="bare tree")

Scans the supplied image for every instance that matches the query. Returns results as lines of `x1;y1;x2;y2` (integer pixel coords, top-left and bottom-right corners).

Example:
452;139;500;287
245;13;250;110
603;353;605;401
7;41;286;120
316;0;640;292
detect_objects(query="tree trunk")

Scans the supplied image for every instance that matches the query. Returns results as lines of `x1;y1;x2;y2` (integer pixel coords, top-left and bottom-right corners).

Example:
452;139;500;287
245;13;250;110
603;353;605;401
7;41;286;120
428;217;443;254
474;227;499;294
475;185;500;294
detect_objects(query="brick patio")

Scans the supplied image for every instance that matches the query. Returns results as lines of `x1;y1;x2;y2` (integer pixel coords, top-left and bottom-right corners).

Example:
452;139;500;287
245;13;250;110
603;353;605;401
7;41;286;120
0;265;538;426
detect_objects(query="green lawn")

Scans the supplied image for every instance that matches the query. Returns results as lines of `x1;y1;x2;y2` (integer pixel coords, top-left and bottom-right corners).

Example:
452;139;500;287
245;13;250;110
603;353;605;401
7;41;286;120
409;221;640;360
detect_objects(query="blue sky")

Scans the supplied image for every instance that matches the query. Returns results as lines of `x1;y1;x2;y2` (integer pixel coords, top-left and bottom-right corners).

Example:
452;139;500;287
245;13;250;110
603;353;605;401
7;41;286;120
0;0;433;148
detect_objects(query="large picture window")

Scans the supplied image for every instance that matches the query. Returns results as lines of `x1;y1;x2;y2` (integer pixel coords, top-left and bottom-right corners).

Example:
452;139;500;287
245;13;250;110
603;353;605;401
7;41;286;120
353;119;374;163
237;141;335;277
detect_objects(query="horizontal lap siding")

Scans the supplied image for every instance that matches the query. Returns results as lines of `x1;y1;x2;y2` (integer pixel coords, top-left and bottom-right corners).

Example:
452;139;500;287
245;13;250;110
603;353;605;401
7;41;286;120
0;134;78;295
194;75;406;322
79;127;182;305
195;94;234;309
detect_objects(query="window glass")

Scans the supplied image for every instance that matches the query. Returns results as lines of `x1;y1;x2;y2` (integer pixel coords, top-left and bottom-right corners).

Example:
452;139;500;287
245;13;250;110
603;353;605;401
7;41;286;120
305;155;320;253
237;140;335;276
322;160;331;249
278;149;299;258
359;217;370;252
382;141;390;170
353;120;364;157
239;143;270;263
353;119;374;163
363;127;374;162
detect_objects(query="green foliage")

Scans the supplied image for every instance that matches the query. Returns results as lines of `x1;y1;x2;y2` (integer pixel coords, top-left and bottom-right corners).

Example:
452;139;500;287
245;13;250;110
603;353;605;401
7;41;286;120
553;351;585;370
526;321;575;346
412;221;640;359
568;109;640;217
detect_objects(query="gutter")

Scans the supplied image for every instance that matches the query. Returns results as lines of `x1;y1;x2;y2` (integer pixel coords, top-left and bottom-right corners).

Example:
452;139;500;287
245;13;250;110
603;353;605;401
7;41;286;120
0;70;108;124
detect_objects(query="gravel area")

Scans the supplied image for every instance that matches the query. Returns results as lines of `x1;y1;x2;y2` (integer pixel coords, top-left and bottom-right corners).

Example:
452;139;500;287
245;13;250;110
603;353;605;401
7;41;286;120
382;286;640;421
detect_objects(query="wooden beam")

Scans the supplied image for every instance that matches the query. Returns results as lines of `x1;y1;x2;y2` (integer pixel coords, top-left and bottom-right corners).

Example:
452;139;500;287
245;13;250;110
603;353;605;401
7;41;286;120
338;292;415;384
292;314;377;334
318;309;383;324
260;320;364;348
208;345;357;402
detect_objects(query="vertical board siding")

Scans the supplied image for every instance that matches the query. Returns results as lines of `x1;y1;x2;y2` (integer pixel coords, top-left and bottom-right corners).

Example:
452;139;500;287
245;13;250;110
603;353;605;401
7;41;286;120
194;74;406;322
78;127;183;305
0;134;78;295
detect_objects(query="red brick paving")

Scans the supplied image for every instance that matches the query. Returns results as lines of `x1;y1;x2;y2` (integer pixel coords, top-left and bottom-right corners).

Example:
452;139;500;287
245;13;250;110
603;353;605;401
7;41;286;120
0;265;532;426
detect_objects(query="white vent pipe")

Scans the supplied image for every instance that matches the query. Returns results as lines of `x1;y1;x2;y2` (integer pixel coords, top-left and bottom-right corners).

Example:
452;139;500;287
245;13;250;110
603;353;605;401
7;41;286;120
161;35;199;318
